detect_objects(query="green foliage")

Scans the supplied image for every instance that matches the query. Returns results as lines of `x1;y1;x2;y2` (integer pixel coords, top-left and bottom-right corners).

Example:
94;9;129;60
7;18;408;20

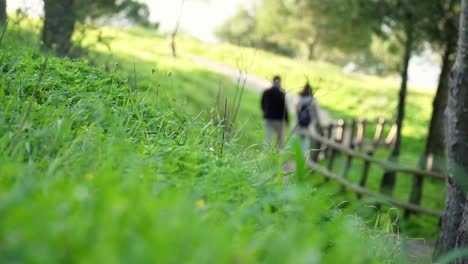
418;0;459;51
216;0;377;63
75;0;153;27
0;28;401;263
365;0;456;55
215;8;256;47
216;3;298;57
181;36;445;237
215;0;460;75
293;0;375;53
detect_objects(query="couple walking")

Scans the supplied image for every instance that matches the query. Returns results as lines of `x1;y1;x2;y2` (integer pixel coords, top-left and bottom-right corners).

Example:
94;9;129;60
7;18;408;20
260;75;320;152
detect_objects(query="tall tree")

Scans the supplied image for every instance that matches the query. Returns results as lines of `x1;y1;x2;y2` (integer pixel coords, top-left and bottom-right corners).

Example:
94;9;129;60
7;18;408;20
372;0;441;195
0;0;6;25
409;0;459;208
435;0;468;259
41;0;150;56
379;1;420;195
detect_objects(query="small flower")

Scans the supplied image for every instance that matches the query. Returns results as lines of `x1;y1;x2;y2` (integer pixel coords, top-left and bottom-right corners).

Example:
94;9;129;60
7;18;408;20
196;199;206;209
84;172;94;181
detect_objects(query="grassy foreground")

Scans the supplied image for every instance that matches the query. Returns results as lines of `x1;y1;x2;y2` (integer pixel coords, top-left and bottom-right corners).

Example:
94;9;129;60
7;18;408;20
0;26;405;263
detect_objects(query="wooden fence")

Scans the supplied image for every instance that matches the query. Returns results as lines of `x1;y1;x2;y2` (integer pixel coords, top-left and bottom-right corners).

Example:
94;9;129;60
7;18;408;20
298;118;445;218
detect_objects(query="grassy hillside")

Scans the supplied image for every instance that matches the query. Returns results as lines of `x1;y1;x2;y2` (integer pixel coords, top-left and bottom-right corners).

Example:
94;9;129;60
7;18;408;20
2;21;445;239
0;25;407;262
180;36;436;163
85;22;449;234
178;36;444;237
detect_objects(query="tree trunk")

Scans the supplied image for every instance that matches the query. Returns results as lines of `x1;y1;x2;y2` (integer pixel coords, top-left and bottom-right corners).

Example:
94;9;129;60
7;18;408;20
0;0;6;25
435;180;466;258
307;37;318;61
170;0;185;58
426;42;455;172
408;42;455;209
435;0;468;260
170;32;177;58
42;0;76;57
380;22;413;195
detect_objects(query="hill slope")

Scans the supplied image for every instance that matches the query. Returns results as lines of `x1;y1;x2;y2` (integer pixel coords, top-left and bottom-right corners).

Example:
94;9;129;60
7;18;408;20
0;26;401;263
180;36;437;162
81;26;445;237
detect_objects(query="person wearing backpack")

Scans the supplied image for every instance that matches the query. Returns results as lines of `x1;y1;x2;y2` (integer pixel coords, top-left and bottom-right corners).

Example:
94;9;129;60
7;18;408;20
261;76;289;149
296;83;320;155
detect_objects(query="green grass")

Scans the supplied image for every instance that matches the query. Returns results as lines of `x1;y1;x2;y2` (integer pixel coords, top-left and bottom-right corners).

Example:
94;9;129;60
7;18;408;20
76;24;445;239
82;27;266;148
0;24;409;263
177;35;444;237
180;35;436;160
2;20;445;239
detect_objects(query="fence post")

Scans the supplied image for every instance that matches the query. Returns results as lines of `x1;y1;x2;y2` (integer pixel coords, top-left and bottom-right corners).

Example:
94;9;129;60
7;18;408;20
342;120;357;178
324;123;335;159
356;118;366;150
373;117;386;147
341;120;357;192
357;118;386;199
385;123;398;149
327;119;345;172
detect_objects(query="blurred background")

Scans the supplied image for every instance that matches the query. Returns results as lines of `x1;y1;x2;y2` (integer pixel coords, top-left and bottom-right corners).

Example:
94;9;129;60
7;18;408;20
7;0;440;88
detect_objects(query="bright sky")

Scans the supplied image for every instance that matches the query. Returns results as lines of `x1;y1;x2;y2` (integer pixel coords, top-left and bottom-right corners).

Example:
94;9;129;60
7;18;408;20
7;0;440;88
144;0;252;42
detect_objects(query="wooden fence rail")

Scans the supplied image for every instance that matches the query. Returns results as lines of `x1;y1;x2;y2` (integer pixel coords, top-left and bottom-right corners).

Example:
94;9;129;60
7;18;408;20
297;117;445;218
307;160;443;217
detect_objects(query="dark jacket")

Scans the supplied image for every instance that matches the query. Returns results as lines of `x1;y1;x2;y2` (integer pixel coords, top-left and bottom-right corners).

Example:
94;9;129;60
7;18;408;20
261;87;289;122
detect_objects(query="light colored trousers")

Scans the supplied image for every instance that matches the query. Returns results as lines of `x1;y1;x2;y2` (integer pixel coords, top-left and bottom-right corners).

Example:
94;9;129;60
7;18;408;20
264;119;287;149
295;121;319;158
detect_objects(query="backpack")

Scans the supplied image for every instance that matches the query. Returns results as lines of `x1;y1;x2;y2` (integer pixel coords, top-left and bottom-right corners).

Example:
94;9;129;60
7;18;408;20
297;102;311;127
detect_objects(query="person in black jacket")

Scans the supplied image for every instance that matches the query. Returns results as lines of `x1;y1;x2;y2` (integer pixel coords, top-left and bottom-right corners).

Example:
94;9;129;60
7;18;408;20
261;76;289;149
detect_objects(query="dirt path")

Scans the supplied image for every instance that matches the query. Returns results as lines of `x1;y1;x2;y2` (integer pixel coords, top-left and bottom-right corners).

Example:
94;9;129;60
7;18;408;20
187;55;334;127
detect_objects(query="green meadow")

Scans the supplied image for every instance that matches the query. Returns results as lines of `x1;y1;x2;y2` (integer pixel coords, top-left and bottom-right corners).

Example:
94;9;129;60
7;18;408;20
178;34;444;237
101;27;443;236
0;20;443;263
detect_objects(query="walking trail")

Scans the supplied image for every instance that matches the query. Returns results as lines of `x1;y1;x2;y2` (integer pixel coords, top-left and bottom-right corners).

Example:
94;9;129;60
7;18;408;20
187;54;435;262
